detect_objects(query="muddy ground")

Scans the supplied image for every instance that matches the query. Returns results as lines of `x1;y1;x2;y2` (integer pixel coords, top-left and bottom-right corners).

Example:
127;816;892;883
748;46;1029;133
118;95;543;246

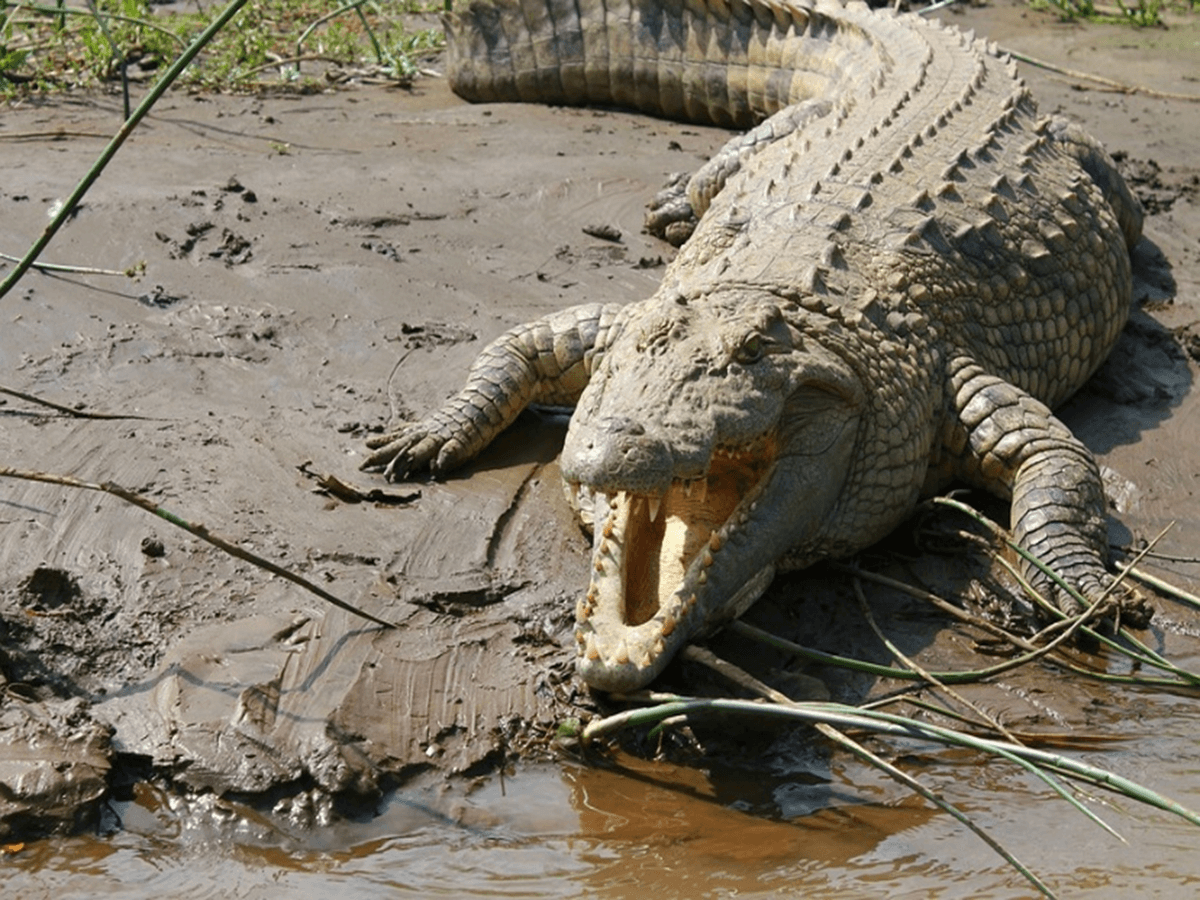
1;0;1199;869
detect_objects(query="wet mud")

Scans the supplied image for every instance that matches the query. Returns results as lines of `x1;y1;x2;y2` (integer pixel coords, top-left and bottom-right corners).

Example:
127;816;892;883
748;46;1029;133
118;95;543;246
2;0;1200;895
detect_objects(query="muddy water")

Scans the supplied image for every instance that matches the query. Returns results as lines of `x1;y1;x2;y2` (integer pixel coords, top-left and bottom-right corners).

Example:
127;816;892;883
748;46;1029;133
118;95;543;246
3;1;1200;896
8;706;1200;899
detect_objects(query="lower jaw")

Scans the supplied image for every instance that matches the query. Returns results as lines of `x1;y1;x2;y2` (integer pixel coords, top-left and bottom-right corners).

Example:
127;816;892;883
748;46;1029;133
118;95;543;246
575;562;777;692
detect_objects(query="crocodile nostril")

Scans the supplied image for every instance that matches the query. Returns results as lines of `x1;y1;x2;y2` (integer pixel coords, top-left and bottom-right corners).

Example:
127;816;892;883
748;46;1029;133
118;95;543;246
601;416;645;436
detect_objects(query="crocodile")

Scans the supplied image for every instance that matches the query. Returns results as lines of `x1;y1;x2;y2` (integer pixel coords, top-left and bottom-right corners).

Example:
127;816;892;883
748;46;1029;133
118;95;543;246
361;0;1144;691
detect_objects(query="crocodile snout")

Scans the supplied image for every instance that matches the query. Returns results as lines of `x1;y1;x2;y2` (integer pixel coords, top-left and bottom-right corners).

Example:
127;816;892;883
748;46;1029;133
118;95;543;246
562;416;674;495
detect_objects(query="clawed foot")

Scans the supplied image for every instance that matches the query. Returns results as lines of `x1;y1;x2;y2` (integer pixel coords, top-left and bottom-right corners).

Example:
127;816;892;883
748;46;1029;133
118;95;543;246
1031;569;1153;634
361;423;465;481
644;172;698;247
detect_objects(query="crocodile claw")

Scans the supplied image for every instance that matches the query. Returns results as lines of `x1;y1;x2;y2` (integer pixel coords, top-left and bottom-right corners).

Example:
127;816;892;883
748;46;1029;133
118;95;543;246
645;172;698;247
362;425;455;480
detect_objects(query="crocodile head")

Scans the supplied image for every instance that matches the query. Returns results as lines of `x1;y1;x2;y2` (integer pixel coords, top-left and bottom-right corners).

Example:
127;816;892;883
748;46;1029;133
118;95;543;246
561;290;864;691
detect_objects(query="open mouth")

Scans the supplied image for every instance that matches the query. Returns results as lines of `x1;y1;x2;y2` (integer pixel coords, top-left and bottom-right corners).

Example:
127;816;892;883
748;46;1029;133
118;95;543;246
574;435;778;687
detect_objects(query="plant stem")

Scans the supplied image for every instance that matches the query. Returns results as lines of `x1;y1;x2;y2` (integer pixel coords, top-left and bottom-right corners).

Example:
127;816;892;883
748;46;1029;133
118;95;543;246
0;466;397;630
0;0;251;301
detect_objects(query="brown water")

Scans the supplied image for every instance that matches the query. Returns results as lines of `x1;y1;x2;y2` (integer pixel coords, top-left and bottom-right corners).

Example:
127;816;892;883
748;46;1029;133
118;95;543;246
7;685;1200;899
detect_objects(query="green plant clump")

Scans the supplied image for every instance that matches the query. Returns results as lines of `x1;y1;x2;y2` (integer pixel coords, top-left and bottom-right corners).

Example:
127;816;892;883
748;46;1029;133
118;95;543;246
1029;0;1193;26
0;0;446;98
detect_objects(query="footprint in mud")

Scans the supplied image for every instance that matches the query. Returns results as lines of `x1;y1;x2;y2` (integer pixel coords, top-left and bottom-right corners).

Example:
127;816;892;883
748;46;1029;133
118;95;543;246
154;179;259;265
361;238;406;262
208;228;253;266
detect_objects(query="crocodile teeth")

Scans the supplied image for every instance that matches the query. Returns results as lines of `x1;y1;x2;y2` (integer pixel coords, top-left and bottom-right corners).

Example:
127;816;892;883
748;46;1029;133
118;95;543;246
662;611;677;636
586;633;600;661
693;478;708;503
614;639;629;665
647;496;661;522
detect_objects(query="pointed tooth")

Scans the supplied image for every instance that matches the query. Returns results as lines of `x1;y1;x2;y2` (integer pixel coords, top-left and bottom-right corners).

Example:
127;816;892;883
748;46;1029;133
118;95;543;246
575;598;587;619
614;639;629;665
694;479;708;503
703;550;714;568
687;593;697;609
710;533;722;552
654;638;665;656
638;648;652;669
684;480;694;499
585;633;600;660
575;630;585;645
698;569;708;584
662;611;676;636
648;496;661;522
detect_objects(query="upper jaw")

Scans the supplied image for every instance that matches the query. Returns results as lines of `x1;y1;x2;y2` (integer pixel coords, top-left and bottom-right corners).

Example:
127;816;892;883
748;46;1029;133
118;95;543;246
570;439;780;692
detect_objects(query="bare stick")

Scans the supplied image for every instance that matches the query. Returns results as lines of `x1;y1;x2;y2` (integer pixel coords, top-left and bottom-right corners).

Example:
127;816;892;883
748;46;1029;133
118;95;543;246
0;250;139;277
0;384;157;420
675;647;1061;898
849;575;1025;746
1004;48;1200;103
0;466;396;630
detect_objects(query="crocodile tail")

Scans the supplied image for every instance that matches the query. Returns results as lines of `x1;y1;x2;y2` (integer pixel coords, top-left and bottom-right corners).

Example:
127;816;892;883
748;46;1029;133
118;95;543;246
1044;116;1144;250
443;0;870;129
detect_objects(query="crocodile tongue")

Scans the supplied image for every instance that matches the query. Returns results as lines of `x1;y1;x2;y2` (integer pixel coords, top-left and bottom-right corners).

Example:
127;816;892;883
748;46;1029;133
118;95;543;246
574;445;777;691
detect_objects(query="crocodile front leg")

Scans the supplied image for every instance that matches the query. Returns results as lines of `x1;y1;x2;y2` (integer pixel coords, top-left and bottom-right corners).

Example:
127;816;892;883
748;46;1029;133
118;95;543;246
939;362;1142;621
362;302;623;479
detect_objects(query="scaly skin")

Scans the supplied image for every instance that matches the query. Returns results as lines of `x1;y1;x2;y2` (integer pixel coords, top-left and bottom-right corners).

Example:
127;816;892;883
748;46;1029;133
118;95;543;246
361;0;1144;691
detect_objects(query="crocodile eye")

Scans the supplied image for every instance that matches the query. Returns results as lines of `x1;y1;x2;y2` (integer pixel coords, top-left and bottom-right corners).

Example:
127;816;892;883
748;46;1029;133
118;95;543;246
734;334;764;365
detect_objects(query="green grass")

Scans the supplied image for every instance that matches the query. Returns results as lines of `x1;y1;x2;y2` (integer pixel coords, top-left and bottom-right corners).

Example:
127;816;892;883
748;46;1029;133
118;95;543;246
0;0;445;98
1029;0;1195;26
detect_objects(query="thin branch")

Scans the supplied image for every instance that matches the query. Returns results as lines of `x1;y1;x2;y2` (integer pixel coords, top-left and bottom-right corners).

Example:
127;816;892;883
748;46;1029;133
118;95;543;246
0;0;253;301
0;250;140;277
850;575;1025;746
1003;47;1200;103
0;385;158;420
0;466;397;630
582;698;1200;829
812;721;1059;897
1127;565;1200;611
678;646;1060;896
